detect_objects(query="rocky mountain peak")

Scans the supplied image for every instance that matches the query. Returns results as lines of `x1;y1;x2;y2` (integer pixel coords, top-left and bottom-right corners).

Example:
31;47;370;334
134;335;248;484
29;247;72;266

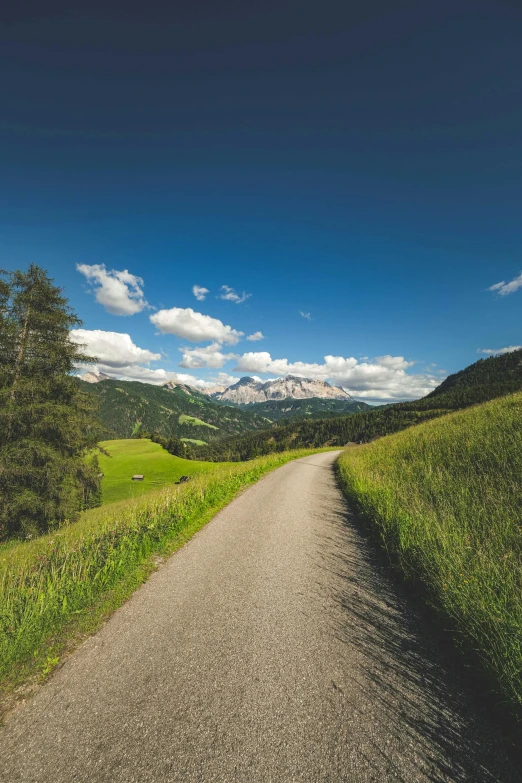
212;376;353;405
81;371;110;384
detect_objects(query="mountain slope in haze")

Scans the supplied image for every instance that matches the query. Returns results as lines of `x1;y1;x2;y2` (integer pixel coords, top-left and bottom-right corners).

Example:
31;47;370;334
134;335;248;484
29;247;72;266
191;350;522;460
246;397;370;421
78;378;269;441
213;375;353;404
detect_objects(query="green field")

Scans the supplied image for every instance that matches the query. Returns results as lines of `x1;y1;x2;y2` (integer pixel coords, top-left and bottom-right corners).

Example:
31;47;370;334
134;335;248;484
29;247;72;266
337;391;522;725
178;414;218;429
98;439;222;504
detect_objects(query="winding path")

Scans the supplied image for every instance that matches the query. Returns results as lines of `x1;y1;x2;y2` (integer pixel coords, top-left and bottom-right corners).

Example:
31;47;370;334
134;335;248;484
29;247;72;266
0;451;518;782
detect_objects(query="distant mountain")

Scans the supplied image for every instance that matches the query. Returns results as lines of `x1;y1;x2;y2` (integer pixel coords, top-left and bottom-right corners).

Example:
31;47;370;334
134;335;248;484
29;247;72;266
81;371;111;384
246;397;370;421
213;375;353;405
192;349;522;461
201;384;227;395
78;378;269;441
162;380;197;395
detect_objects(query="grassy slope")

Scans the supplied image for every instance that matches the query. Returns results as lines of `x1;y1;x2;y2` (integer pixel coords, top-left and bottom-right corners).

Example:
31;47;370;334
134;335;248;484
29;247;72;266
0;448;328;703
337;392;522;723
79;378;267;440
98;439;221;504
178;414;218;428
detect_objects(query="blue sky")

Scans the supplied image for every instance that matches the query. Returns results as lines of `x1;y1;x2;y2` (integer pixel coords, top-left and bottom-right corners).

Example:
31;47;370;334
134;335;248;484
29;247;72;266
1;1;522;401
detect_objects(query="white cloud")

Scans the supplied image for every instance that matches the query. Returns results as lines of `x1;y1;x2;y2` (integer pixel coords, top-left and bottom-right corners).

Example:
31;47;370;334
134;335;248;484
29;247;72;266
85;365;201;386
246;331;264;341
233;351;438;401
179;343;235;369
205;372;240;388
150;307;243;344
235;351;326;378
77;360;233;390
478;346;522;355
489;272;522;296
76;263;149;315
219;285;251;304
299;311;311;320
70;329;161;368
374;355;415;370
193;285;209;301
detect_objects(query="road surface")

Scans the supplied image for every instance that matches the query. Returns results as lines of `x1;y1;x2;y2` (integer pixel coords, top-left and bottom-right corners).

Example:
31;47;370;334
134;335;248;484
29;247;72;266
0;451;518;782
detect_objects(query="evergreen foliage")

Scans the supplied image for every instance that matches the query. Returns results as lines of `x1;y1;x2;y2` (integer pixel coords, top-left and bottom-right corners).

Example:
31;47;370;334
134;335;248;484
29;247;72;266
0;266;102;539
242;397;370;420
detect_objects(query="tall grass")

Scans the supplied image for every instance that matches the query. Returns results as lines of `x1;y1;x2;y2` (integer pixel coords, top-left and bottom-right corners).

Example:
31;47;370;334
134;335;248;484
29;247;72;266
0;450;322;683
337;392;522;722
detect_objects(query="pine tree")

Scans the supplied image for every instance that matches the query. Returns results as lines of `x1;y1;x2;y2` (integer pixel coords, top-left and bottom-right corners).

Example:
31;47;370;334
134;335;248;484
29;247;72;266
0;265;102;539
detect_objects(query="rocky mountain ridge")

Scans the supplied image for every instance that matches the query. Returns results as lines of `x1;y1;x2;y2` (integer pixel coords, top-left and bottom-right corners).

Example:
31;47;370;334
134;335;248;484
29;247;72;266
80;371;111;384
212;375;353;405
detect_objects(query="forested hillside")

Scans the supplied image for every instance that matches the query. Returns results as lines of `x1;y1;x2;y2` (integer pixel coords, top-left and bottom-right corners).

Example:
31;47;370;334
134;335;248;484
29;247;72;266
79;379;268;441
190;350;522;460
244;397;370;420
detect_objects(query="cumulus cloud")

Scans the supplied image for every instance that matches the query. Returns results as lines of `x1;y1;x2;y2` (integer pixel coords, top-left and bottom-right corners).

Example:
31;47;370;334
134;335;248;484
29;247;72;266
299;311;311;320
233;351;438;401
76;264;149;315
192;285;209;301
489;272;522;296
179;343;236;369
246;331;264;341
219;285;251;304
150;307;243;344
205;372;241;388
82;364;203;386
70;329;161;368
478;346;522;355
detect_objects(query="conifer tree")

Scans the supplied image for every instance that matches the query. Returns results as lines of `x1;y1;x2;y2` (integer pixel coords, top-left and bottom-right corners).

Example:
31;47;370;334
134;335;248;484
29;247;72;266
0;265;102;539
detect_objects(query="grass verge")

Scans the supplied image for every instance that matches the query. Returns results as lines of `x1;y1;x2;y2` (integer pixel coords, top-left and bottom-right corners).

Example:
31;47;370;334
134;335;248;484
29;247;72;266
0;448;326;712
336;392;522;736
97;438;222;504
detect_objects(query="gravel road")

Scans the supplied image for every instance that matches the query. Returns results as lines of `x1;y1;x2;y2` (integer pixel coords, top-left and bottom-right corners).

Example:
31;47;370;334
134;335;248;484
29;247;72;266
0;451;519;782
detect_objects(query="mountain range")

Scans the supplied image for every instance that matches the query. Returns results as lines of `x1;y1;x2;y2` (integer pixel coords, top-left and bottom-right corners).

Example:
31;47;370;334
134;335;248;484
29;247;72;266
78;373;369;441
211;375;353;405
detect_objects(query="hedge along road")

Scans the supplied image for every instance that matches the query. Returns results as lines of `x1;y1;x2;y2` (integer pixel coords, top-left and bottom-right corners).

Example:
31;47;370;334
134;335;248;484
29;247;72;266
0;451;519;782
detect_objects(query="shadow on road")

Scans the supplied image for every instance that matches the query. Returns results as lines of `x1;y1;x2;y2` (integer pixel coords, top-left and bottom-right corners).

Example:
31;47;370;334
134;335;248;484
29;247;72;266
311;474;520;783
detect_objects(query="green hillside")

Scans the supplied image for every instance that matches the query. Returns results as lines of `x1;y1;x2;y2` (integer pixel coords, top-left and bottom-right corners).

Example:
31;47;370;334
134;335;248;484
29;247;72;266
337;391;522;725
404;349;522;410
191;349;522;460
79;379;268;441
243;397;370;421
97;439;222;504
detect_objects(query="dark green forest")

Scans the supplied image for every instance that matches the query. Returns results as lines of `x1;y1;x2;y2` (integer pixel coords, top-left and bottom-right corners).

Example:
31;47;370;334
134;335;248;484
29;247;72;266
0;267;102;539
240;397;370;420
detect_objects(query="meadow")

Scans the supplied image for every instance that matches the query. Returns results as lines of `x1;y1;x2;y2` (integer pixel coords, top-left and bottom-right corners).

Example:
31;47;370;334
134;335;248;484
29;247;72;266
0;448;325;702
97;439;222;504
337;391;522;725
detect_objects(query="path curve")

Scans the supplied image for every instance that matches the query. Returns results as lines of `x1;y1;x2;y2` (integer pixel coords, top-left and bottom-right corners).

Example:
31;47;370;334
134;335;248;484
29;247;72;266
0;451;518;782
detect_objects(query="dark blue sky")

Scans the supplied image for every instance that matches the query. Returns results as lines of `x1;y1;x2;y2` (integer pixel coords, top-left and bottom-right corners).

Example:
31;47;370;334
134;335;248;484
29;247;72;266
2;0;521;401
